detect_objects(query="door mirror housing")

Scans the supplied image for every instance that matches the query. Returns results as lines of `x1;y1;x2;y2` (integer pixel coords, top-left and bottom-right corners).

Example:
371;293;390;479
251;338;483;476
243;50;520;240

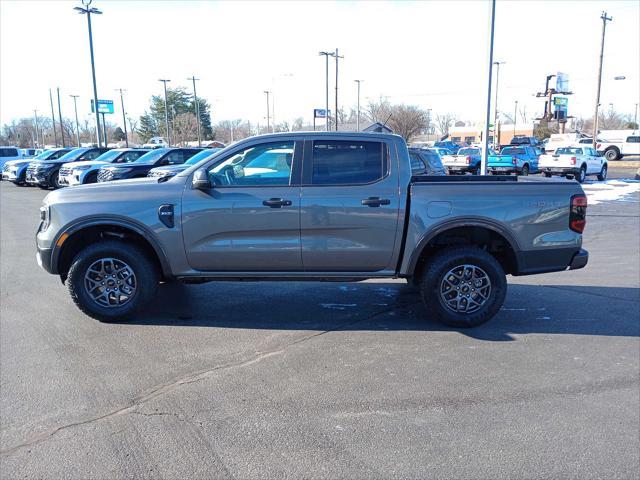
192;168;211;190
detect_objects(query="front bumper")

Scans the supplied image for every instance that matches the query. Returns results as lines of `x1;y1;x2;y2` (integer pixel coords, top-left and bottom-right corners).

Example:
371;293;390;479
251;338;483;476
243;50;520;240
2;171;17;181
26;170;51;185
36;244;54;274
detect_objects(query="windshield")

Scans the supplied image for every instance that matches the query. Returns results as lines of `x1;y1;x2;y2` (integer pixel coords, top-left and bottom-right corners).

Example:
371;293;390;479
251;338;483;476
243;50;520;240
184;148;222;166
556;147;583;155
458;148;479;155
34;149;63;160
501;147;525;155
48;148;88;162
133;149;170;164
510;137;530;144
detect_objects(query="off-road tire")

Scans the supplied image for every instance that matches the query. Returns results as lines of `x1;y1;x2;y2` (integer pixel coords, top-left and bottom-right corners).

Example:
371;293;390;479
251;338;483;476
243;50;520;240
597;164;608;181
67;240;159;322
420;246;507;328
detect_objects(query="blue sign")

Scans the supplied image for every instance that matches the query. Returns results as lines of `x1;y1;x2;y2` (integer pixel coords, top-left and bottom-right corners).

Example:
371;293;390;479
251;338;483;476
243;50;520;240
314;108;329;118
91;99;114;114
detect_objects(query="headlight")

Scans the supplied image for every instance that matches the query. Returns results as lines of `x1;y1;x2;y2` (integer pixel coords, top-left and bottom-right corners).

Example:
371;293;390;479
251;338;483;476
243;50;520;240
39;205;50;231
73;165;92;171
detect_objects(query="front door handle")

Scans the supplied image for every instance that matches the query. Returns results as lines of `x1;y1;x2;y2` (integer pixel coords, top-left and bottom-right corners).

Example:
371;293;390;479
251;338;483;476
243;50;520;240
361;197;391;207
262;198;292;208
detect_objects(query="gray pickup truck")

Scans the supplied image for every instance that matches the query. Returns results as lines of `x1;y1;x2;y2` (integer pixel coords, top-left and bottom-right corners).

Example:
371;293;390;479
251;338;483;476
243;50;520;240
36;132;589;327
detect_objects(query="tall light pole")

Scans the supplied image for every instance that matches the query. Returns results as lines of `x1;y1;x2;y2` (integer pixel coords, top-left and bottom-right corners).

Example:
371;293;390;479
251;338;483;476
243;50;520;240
426;108;432;139
513;100;518;137
319;51;331;131
116;88;128;147
264;90;271;132
188;76;201;146
49;88;58;147
481;0;497;175
33;110;40;149
593;11;612;146
70;95;81;147
329;49;344;131
159;79;171;145
56;87;65;147
74;0;103;147
354;79;363;131
492;60;505;146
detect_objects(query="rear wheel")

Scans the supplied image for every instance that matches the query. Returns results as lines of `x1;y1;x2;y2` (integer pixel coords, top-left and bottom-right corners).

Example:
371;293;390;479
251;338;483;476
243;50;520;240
597;164;608;181
576;165;587;183
521;164;529;176
67;240;159;322
544;172;552;178
420;247;507;328
604;148;619;161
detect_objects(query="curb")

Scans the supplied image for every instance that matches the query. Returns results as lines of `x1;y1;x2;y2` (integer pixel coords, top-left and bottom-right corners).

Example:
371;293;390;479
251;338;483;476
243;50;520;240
609;161;640;168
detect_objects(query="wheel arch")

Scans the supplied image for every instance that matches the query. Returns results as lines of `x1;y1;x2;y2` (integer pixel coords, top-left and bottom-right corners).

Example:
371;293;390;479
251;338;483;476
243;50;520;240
406;220;521;280
53;218;172;281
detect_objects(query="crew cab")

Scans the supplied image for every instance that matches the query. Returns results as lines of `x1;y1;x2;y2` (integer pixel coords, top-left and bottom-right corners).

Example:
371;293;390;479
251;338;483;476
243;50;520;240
26;147;109;189
59;148;150;186
97;148;202;182
36;132;589;328
488;145;540;175
597;135;640;161
407;148;447;176
147;148;223;179
3;148;73;185
441;147;486;174
539;146;607;183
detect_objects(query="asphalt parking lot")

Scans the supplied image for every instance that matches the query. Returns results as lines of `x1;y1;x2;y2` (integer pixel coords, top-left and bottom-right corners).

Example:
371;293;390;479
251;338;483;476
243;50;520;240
1;169;638;479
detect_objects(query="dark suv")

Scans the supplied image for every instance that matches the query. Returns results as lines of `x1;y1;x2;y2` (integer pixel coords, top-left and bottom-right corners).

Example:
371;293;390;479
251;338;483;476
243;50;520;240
97;148;202;182
26;147;110;189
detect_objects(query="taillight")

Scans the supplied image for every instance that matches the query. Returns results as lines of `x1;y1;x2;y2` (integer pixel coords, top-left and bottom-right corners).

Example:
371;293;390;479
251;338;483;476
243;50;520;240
466;156;471;164
596;143;601;149
512;157;517;165
570;194;587;233
570;156;577;165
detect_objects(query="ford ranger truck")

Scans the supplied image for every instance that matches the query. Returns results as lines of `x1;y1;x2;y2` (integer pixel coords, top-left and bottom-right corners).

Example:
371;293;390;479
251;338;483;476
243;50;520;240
36;132;589;328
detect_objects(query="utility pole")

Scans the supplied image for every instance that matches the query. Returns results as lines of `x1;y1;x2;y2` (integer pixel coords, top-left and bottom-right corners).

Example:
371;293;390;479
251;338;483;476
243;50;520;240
354;79;363;131
159;79;171;145
426;108;432;139
188;76;202;146
74;0;103;147
49;89;58;147
513;100;518;137
481;0;497;175
264;90;271;132
116;88;128;147
330;49;344;131
492;61;505;146
33;110;40;149
593;11;612;147
56;87;65;147
319;51;331;131
70;95;81;147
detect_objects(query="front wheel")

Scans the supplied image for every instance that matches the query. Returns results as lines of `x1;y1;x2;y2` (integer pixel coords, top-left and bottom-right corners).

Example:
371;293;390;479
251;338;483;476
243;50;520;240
420;247;507;328
67;240;159;322
597;164;608;181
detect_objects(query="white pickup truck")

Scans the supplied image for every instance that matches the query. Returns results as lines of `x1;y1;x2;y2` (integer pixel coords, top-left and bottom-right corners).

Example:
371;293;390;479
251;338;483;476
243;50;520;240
597;134;640;161
539;146;607;183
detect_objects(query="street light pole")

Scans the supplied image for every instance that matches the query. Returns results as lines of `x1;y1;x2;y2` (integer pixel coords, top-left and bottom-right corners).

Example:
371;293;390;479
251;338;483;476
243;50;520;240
70;95;81;147
56;87;66;148
481;0;497;175
159;79;171;145
264;91;271;132
74;0;103;147
354;79;363;131
116;88;128;147
319;51;331;131
513;100;518;137
188;76;202;146
330;49;344;131
492;60;505;146
33;110;40;149
593;11;613;147
49;88;58;147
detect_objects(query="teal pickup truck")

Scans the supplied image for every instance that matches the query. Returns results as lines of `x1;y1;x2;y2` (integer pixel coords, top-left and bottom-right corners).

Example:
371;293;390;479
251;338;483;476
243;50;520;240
488;145;540;176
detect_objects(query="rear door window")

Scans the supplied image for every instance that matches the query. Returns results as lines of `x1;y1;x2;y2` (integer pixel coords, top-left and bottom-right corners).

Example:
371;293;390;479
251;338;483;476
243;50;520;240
627;136;640;143
409;152;426;173
311;140;387;185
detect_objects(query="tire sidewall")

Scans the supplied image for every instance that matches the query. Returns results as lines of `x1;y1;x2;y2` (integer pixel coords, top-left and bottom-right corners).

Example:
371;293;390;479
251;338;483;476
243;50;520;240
68;242;158;322
421;248;507;328
577;166;586;183
599;165;607;181
605;149;618;161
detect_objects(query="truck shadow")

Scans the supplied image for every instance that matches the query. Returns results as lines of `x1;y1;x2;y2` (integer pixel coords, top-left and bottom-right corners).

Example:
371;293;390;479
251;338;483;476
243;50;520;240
131;281;640;342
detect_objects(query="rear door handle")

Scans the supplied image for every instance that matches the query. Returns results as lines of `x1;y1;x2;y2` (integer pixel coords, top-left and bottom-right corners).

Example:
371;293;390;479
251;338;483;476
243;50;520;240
361;197;391;207
262;198;292;208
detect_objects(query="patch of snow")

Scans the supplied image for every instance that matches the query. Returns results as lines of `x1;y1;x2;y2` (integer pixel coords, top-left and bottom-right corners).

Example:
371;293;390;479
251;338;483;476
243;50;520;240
582;179;640;205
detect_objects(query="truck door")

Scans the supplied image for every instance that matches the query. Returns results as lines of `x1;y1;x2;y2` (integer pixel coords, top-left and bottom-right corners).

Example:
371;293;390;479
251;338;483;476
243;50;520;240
625;136;640;155
299;137;401;272
181;139;303;271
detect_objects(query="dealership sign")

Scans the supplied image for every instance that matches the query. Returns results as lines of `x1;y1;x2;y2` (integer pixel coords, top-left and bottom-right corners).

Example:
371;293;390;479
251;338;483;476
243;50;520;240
90;99;114;114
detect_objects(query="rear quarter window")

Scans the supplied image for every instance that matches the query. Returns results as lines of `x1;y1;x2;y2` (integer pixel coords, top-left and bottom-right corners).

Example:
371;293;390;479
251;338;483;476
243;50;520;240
311;140;388;185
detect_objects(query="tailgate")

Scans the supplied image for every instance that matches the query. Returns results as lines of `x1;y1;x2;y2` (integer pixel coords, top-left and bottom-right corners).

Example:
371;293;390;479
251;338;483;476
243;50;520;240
441;155;468;166
539;154;573;168
488;155;514;167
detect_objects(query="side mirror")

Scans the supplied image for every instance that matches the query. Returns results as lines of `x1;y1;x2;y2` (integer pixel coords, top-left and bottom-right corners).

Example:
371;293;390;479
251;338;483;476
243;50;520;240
192;168;211;190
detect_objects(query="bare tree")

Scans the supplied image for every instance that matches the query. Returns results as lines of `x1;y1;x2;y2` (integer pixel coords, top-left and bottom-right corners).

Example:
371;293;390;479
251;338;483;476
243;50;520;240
435;113;455;137
386;105;429;142
172;113;198;146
